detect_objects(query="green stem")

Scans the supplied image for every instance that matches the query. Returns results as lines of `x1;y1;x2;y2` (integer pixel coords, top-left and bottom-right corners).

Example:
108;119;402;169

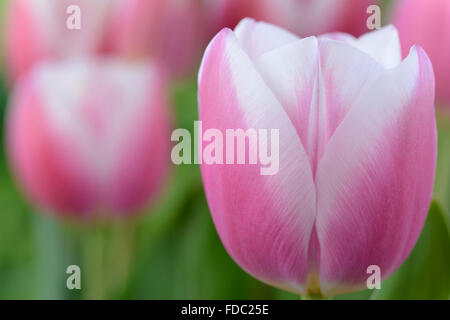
81;224;107;300
104;220;138;298
75;214;139;300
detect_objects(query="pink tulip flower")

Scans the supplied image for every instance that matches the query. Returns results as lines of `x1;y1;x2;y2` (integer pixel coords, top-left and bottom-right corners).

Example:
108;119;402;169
392;0;450;105
198;19;436;296
6;59;171;219
208;0;376;38
107;0;204;78
3;0;112;82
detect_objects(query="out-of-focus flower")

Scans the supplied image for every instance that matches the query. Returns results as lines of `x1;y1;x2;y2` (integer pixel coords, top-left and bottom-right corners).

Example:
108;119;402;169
198;19;436;296
3;0;112;81
208;0;376;38
107;0;204;77
276;0;377;37
206;0;278;36
392;0;450;105
6;59;171;219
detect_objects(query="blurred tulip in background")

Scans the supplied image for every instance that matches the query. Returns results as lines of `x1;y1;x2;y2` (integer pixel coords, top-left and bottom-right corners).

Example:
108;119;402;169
107;0;204;78
206;0;278;36
208;0;377;37
392;0;450;106
6;59;171;219
275;0;377;37
198;19;436;297
3;0;112;82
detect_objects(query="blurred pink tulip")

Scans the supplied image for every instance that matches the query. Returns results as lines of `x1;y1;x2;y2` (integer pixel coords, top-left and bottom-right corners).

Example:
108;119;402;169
392;0;450;105
277;0;377;37
206;0;278;35
198;19;436;296
107;0;204;77
6;59;171;219
208;0;377;38
3;0;112;82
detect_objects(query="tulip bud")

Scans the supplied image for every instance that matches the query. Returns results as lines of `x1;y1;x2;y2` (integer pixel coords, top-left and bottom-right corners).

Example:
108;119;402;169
3;0;112;81
198;19;436;296
6;59;171;219
392;0;450;105
107;0;204;78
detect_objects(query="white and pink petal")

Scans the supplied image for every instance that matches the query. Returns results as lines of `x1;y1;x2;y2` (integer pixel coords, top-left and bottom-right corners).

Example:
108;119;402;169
199;29;316;293
315;46;436;295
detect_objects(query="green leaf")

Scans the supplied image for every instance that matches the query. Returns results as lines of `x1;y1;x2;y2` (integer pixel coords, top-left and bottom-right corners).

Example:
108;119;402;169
433;113;450;231
375;201;450;299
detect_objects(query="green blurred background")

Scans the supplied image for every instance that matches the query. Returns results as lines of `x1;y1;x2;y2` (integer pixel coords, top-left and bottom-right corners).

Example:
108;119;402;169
0;0;448;300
